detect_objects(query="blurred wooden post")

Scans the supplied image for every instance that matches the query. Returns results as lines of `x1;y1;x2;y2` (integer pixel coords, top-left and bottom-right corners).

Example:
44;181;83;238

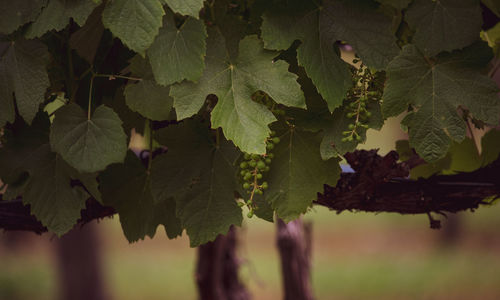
276;218;314;300
55;222;110;300
196;225;251;300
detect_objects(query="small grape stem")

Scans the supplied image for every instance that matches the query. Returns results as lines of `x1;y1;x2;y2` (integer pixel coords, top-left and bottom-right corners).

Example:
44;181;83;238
347;67;368;139
248;167;259;207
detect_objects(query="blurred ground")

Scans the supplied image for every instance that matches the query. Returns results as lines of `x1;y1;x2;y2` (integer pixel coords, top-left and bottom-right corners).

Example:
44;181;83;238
1;121;499;300
1;205;500;300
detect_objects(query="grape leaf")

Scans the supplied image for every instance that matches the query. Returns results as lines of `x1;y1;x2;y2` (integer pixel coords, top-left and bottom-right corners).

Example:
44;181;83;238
162;0;204;18
147;11;207;85
50;104;128;173
265;126;341;222
26;0;100;38
100;152;182;242
0;0;47;34
69;4;105;64
170;28;305;154
102;0;164;55
483;0;500;17
261;1;352;112
151;119;243;247
124;80;173;121
0;39;50;125
0;114;94;236
481;129;500;166
406;0;482;57
322;0;400;70
383;44;500;162
104;87;145;136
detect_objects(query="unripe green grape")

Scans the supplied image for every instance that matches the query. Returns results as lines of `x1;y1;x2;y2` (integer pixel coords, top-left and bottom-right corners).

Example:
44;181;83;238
240;170;246;176
243;182;250;189
255;189;263;195
265;158;272;164
257;161;266;170
271;130;276;135
238;202;245;207
348;124;355;130
356;135;362;141
341;137;349;142
244;153;251;160
244;173;252;180
264;166;270;172
251;154;260;160
240;162;248;169
272;137;280;144
256;173;263;179
268;153;274;159
266;143;274;150
365;111;372;117
261;182;268;189
247;211;254;218
249;160;257;168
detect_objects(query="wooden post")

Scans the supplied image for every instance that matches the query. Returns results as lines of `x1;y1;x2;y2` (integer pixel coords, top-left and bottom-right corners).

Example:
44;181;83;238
276;218;314;300
196;225;251;300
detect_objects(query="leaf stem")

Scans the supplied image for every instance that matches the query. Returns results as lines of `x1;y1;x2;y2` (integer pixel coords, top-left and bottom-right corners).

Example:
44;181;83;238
88;74;95;120
93;74;142;81
147;120;154;173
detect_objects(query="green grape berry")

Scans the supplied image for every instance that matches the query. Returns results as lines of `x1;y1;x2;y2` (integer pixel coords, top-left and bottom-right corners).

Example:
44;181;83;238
247;211;254;218
240;170;246;176
256;173;263;179
257;161;266;170
240;162;248;169
244;153;251;160
244;172;252;181
261;182;268;189
264;166;270;172
272;137;280;144
268;153;274;159
265;158;272;164
249;160;257;168
238;201;245;207
266;143;274;150
243;182;250;189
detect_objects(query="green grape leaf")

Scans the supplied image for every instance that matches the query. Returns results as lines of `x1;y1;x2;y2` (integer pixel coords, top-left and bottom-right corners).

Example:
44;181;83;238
0;114;94;236
481;129;500;166
69;4;105;64
147;11;207;85
170;29;305;154
406;0;482;57
26;0;100;38
102;0;164;55
375;0;412;9
261;1;352;112
265;126;341;222
382;44;500;162
151;119;243;247
50;104;128;173
442;138;481;174
322;0;400;70
124;80;173;121
104;87;145;136
162;0;204;18
0;0;47;34
0;39;50;125
483;0;500;17
100;152;182;242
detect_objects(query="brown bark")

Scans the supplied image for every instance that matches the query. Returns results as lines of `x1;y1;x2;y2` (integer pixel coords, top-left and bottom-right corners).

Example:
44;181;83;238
55;222;110;300
196;225;251;300
1;150;499;233
276;218;314;300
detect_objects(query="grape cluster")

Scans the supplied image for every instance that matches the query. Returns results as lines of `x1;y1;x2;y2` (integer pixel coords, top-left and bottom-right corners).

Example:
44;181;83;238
252;91;285;116
341;57;383;142
238;132;280;218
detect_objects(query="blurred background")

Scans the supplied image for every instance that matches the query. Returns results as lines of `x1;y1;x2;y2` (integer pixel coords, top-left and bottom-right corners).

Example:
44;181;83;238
2;118;500;300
